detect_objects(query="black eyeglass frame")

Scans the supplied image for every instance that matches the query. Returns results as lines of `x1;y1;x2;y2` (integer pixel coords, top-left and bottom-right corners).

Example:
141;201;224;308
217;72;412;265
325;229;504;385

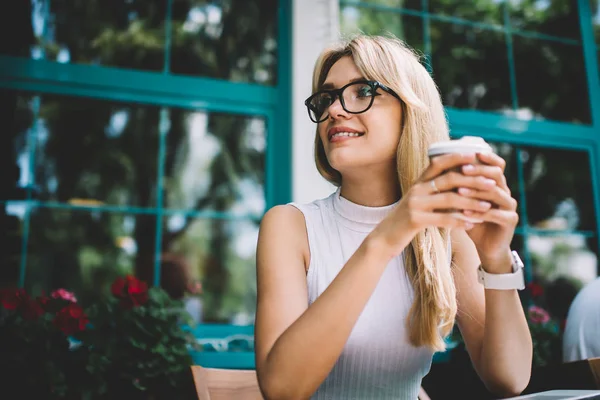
304;80;401;123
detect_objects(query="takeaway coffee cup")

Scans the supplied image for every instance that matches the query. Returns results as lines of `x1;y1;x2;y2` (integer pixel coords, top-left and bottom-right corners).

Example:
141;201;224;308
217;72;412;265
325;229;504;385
427;136;493;165
427;136;494;223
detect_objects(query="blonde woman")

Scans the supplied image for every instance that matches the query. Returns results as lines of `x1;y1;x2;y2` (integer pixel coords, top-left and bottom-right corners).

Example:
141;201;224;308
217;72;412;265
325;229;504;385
254;35;532;399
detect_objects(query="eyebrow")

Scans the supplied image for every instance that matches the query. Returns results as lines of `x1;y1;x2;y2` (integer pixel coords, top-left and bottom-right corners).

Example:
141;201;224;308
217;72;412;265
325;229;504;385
320;77;366;90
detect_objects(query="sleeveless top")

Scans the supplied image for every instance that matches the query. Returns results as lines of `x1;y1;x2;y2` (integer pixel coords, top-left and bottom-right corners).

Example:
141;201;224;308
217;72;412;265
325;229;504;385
289;189;434;400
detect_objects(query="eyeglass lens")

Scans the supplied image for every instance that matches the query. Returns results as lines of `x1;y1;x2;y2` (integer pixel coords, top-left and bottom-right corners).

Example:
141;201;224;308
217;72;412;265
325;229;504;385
308;82;375;122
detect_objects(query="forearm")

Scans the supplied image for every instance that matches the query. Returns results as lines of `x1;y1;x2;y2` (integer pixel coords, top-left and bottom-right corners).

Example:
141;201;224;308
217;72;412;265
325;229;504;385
259;235;404;399
479;288;532;397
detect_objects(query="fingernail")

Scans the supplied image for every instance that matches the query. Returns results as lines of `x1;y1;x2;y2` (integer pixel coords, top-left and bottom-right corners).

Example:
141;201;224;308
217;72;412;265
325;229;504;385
463;210;473;216
485;179;496;186
465;223;474;230
480;201;491;209
458;187;470;195
462;164;475;173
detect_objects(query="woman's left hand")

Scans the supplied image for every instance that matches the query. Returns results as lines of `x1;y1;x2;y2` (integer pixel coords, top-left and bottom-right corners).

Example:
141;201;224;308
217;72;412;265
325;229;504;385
457;152;519;273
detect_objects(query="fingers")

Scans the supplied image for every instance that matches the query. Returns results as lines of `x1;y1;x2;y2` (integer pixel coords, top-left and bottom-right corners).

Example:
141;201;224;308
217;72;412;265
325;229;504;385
420;172;497;195
477;152;507;172
457;186;517;211
421;153;477;181
408;209;479;231
414;192;493;214
461;163;509;192
462;209;519;227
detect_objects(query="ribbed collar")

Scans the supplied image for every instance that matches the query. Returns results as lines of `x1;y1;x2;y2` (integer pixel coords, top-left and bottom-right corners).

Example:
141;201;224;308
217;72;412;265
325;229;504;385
332;188;399;232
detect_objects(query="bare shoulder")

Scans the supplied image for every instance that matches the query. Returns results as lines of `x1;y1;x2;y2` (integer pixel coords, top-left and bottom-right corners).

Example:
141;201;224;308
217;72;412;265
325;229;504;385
258;204;309;271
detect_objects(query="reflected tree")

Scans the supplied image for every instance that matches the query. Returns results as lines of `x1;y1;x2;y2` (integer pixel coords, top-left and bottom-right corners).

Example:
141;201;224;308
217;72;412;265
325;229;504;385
1;0;274;321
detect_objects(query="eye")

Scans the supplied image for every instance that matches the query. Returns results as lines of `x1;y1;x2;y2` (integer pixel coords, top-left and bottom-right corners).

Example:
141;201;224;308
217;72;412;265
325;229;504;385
356;84;374;98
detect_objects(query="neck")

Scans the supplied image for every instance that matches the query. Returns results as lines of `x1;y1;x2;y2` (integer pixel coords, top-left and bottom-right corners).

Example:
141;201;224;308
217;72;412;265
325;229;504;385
339;165;401;207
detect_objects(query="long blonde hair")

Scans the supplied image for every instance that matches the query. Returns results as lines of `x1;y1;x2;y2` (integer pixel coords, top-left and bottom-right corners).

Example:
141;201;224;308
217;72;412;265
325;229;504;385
312;35;455;351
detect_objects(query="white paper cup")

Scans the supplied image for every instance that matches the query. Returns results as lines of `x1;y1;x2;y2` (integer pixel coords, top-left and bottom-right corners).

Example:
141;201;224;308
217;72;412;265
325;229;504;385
427;136;494;223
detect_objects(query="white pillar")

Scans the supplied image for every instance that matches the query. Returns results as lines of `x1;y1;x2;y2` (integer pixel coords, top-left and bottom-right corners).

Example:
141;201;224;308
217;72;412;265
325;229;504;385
291;0;340;203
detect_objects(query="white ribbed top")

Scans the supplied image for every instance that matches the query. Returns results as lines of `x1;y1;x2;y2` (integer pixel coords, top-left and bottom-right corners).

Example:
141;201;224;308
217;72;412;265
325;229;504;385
290;189;434;400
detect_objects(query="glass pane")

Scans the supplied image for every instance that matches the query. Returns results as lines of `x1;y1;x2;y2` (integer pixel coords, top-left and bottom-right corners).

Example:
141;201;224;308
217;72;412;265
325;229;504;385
0;91;35;201
429;0;504;25
30;93;160;206
162;216;258;324
0;203;25;288
164;110;265;216
25;0;166;70
340;6;424;52
0;1;35;57
170;0;278;85
521;147;596;232
509;0;581;40
26;208;156;304
513;38;589;123
528;233;597;305
344;0;421;9
430;22;512;111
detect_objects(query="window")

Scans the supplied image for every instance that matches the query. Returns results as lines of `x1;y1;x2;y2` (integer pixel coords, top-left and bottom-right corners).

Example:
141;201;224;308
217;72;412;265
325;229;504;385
340;0;591;123
0;0;291;369
9;0;279;85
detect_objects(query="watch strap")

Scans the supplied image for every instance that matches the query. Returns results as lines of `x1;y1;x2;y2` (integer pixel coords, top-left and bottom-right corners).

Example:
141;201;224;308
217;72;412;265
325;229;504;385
477;251;525;290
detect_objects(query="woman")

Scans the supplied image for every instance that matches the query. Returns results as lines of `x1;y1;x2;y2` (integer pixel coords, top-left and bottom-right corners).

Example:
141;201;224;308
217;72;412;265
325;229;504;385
254;35;532;399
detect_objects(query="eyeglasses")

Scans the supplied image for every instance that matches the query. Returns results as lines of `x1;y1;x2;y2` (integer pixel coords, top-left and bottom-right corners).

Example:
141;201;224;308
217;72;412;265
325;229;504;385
304;80;401;123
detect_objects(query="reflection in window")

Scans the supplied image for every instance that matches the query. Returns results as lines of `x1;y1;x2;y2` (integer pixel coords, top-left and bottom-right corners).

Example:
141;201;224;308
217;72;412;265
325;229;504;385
353;0;421;9
25;93;161;206
162;216;258;325
0;204;25;288
430;22;511;111
512;37;590;123
509;0;580;40
529;234;597;289
25;209;155;304
170;0;279;84
521;147;595;232
429;0;504;25
164;111;266;216
31;0;166;70
1;91;35;201
340;6;424;52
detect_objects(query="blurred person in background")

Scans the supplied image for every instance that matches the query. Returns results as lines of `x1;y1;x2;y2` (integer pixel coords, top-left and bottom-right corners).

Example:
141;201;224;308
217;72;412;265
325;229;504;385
563;276;600;362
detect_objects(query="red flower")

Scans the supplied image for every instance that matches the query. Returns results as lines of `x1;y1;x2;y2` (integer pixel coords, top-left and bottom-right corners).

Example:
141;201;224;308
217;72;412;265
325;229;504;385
528;305;550;325
51;289;77;303
53;304;88;335
0;288;27;310
527;282;544;298
111;275;148;309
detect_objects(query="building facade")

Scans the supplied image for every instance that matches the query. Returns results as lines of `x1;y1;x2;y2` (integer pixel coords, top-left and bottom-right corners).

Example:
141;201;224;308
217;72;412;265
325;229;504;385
1;0;599;366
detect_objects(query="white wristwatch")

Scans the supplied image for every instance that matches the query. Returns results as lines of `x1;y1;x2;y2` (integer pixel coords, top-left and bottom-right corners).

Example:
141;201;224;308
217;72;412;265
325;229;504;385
477;250;525;290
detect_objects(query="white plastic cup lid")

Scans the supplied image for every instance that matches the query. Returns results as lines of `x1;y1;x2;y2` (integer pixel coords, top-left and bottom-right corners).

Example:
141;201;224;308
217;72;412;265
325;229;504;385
428;136;493;157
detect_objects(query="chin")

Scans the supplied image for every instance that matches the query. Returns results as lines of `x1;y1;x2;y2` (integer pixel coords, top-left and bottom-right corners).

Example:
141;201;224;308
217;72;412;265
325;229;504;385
327;149;376;173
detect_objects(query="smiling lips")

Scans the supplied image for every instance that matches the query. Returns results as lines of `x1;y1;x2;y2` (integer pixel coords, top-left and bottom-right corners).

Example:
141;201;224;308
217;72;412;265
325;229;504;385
328;126;364;143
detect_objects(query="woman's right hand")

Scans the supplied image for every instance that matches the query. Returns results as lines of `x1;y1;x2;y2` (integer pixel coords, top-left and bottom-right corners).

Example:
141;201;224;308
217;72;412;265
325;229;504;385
369;152;498;258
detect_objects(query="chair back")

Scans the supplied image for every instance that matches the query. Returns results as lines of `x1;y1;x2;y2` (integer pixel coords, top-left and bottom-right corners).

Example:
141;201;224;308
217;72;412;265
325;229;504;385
191;365;263;400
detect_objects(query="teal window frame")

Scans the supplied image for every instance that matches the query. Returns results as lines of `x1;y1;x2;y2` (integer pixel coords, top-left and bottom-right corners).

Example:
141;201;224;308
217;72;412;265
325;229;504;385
0;0;293;369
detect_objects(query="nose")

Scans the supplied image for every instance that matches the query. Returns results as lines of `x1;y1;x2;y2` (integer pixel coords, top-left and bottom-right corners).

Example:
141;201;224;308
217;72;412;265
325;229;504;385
326;95;349;120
